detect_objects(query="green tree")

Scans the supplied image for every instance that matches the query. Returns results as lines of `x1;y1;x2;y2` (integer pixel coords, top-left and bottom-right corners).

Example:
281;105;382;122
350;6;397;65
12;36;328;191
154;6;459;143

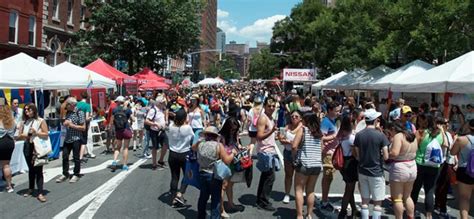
206;54;239;80
249;49;281;79
66;0;203;74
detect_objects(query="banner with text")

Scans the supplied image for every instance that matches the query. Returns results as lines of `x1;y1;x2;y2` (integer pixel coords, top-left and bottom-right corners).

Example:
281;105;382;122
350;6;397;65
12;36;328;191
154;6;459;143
283;68;316;81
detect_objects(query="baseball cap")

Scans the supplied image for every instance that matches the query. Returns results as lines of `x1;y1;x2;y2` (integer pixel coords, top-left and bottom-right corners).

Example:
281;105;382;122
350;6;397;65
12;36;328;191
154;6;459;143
254;96;263;104
115;96;125;102
402;106;412;114
155;95;166;103
364;109;382;121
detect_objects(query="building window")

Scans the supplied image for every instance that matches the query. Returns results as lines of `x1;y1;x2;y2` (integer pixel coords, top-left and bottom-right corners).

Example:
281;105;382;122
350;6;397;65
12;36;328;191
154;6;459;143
53;0;59;19
9;11;18;44
29;16;36;46
67;0;73;24
50;40;60;66
80;5;86;28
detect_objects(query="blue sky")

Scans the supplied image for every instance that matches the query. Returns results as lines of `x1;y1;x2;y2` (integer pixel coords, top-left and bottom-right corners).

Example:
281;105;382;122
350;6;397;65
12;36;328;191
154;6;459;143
217;0;302;47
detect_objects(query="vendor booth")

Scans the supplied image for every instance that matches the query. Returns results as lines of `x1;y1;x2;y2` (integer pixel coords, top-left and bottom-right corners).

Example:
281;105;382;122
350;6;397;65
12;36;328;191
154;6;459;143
85;58;138;94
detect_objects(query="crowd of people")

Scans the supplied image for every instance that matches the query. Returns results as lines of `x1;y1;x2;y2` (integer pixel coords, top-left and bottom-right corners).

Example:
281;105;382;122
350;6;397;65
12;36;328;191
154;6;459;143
1;82;474;219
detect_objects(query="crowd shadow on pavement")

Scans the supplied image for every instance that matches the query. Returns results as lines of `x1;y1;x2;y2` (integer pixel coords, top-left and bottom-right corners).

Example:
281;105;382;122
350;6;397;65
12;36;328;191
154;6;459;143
157;192;197;218
138;163;154;169
238;194;257;206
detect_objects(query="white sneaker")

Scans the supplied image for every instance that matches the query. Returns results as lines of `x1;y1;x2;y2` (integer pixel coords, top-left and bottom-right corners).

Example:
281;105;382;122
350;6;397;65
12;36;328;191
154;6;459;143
283;194;290;204
303;192;306;197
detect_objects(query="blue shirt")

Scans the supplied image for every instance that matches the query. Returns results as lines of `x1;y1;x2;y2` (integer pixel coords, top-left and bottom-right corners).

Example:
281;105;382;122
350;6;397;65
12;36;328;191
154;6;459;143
320;116;337;135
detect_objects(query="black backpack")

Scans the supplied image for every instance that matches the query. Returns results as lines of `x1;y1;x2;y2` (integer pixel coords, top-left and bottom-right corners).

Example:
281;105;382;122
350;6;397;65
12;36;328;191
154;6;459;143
114;107;128;131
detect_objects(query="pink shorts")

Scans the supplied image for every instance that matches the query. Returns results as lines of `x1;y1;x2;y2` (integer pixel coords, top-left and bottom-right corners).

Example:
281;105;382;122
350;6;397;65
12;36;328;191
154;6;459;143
389;160;417;182
115;128;132;140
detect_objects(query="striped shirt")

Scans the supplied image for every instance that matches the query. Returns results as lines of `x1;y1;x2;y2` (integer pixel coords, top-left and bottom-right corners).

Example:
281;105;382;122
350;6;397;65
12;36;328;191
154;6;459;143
297;127;322;168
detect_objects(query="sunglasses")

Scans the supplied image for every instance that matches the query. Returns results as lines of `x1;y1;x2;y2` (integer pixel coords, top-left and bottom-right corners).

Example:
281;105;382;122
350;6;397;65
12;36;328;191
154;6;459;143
291;115;301;119
404;113;412;117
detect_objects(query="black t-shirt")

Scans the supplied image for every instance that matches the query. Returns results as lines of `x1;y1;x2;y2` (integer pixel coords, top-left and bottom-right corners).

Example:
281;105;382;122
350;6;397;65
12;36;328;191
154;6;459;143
354;128;390;177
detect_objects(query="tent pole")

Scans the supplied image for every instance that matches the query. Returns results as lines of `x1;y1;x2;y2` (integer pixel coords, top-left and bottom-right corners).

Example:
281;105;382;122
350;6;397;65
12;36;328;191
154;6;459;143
34;88;38;107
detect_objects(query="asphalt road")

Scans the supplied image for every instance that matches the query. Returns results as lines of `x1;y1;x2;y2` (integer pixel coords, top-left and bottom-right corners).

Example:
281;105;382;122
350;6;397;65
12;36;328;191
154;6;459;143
0;135;471;219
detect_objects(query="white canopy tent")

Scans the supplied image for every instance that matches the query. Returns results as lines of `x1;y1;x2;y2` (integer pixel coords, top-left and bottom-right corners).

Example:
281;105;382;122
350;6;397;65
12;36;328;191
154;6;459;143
324;69;367;90
44;62;116;89
312;71;347;90
390;51;474;93
357;65;394;90
366;60;434;90
0;52;52;88
197;78;224;86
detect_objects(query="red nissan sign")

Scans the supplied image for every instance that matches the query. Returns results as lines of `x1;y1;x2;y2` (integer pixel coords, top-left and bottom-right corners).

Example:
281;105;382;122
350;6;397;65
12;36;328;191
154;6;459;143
283;68;316;81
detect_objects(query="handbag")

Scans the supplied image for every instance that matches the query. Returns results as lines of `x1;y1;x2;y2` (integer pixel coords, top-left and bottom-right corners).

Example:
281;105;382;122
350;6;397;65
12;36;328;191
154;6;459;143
32;136;52;158
213;159;232;180
332;142;344;170
183;151;201;189
34;156;49;167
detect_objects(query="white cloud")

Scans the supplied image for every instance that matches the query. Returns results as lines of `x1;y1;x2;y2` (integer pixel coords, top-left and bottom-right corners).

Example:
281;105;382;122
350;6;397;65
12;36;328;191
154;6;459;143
217;20;237;34
239;15;286;41
217;9;229;18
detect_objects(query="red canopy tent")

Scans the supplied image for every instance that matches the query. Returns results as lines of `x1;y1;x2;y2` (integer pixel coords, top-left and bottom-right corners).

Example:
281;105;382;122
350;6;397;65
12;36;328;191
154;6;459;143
138;80;170;90
133;67;169;84
85;58;137;85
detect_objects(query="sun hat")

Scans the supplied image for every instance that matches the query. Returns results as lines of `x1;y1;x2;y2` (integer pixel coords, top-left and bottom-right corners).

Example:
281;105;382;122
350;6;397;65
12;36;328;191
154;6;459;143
202;126;220;136
364;109;382;121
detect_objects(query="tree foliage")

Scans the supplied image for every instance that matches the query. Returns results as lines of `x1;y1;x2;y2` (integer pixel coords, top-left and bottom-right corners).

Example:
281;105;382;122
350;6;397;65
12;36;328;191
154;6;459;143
65;0;204;74
249;48;281;79
206;54;240;80
267;0;473;79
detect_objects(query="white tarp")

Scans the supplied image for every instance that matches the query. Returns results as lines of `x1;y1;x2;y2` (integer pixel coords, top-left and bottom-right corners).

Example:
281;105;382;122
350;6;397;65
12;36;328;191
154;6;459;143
44;62;116;89
197;78;224;85
0;52;52;88
357;65;394;90
367;60;434;90
324;69;367;90
312;71;347;90
390;51;474;93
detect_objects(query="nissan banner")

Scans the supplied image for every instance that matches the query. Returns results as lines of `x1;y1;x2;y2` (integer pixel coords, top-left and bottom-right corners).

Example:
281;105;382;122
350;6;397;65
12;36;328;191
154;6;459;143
283;68;317;81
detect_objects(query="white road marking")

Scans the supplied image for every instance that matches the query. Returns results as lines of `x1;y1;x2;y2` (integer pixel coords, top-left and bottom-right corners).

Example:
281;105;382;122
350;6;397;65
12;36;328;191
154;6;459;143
44;160;116;183
52;159;147;219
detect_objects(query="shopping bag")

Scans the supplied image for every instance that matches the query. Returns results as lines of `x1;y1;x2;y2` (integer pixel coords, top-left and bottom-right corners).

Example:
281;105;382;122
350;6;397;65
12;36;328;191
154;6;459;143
33;136;52;157
183;154;201;190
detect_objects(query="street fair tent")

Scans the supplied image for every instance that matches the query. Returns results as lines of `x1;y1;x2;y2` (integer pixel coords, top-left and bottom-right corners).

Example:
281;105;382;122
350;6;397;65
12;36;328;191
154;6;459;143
133;68;168;84
0;52;52;88
356;65;394;90
139;80;170;90
44;62;116;89
390;51;474;93
197;78;225;85
324;69;367;90
85;59;137;85
366;60;434;90
312;71;347;90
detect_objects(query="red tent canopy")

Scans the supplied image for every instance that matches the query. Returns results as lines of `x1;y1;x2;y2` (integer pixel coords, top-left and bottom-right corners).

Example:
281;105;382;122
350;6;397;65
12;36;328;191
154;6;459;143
85;58;136;85
138;80;170;90
133;67;169;84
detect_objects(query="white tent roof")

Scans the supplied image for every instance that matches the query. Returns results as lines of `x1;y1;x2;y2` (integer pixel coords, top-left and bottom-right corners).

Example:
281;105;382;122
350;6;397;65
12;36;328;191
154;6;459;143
367;60;434;90
0;52;52;88
324;69;367;90
44;62;116;89
390;51;474;93
312;71;347;89
197;78;224;85
357;65;394;90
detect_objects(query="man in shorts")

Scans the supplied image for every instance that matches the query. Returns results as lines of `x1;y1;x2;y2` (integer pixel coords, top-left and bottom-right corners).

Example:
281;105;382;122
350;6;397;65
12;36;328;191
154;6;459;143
146;95;168;170
320;101;341;211
353;109;390;219
109;96;133;171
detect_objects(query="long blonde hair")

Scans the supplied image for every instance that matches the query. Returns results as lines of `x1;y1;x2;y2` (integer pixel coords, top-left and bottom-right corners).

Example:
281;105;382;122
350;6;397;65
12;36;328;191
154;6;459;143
0;104;15;129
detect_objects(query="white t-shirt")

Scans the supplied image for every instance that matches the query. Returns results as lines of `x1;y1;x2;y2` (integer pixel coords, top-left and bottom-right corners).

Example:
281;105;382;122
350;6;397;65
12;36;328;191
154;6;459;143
168;123;194;153
341;134;355;157
146;106;166;131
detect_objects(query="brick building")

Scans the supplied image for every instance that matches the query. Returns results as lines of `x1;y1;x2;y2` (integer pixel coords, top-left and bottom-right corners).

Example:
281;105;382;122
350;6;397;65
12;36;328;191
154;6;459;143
196;0;217;75
42;0;88;66
0;0;49;60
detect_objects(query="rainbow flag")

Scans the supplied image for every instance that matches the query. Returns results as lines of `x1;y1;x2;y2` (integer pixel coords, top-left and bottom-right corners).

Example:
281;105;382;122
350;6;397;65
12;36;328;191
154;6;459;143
87;74;93;90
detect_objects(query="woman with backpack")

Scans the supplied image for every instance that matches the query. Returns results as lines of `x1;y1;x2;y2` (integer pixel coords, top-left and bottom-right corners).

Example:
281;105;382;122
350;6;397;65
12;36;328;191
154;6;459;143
337;115;359;218
277;110;303;204
192;126;235;219
450;119;474;219
387;120;418;219
411;114;448;219
291;112;323;219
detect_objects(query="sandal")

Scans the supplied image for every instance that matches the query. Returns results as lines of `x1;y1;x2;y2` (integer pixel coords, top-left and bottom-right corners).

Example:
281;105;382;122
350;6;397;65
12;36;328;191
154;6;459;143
37;194;47;202
24;189;33;197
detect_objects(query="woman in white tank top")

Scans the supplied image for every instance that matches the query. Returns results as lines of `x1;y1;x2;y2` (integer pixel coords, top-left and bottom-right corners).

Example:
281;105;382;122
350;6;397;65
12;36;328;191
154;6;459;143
278;110;303;204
